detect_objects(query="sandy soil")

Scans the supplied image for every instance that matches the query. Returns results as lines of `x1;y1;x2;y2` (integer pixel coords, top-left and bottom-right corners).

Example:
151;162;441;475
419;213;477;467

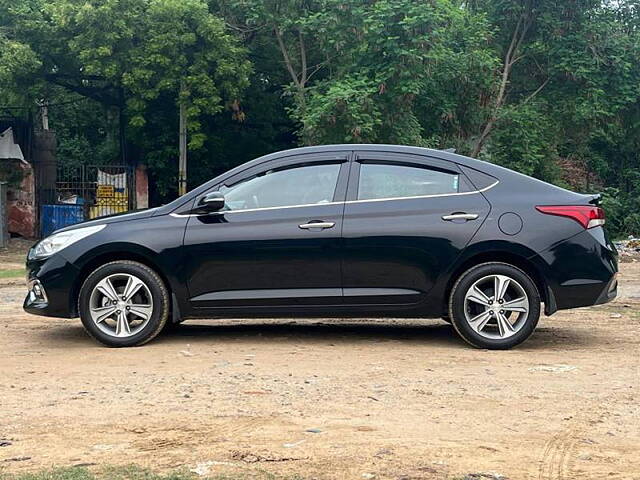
0;238;32;272
0;250;639;480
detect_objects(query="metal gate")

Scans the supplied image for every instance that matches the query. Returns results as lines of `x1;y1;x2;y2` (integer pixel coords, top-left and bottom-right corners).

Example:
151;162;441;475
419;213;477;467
39;164;135;236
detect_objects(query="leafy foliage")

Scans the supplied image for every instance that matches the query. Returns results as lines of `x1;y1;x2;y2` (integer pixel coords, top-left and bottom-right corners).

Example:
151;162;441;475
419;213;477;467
0;0;639;237
0;0;252;194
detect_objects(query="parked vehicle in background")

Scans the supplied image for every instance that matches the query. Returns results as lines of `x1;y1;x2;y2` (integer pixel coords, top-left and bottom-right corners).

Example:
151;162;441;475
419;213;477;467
24;145;618;349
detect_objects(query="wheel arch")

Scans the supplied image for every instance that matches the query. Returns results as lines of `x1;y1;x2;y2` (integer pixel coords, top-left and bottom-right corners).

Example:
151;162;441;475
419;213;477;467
69;248;173;317
443;249;553;317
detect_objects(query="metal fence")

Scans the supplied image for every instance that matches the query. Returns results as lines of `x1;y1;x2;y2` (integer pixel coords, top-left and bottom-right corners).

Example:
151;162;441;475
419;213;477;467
0;182;7;248
38;164;135;237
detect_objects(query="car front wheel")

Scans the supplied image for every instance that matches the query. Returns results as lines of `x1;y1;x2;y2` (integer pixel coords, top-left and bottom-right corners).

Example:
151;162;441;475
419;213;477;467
449;262;540;349
78;260;169;347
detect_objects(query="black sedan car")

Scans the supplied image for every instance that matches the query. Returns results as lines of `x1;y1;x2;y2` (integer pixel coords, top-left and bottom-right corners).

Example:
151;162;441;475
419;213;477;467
24;145;618;349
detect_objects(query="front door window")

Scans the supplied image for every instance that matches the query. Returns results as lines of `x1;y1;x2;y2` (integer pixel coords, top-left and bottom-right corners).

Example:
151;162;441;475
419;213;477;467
220;163;341;211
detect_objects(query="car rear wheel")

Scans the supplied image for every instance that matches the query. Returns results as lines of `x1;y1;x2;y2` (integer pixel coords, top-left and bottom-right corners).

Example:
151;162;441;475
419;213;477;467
449;262;540;349
78;261;169;347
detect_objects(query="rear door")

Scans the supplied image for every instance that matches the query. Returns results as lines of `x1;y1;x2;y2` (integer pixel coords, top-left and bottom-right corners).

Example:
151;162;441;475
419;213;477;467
341;151;491;307
182;151;350;312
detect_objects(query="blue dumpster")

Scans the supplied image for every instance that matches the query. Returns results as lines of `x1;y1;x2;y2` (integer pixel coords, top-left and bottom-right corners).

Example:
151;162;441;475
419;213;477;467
41;204;85;237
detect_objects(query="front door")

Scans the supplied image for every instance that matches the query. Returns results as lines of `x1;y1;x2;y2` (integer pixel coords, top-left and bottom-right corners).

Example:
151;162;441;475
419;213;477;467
183;152;350;313
341;151;491;308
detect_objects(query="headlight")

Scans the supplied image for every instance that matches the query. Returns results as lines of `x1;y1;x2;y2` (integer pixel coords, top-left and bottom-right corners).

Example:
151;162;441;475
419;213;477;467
29;225;106;260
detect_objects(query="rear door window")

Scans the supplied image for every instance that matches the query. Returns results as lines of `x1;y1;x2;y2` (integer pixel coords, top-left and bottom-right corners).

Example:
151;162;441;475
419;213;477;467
357;163;460;201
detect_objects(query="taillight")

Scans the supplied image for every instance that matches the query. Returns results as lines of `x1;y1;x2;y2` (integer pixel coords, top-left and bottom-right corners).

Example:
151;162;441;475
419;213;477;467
535;205;605;229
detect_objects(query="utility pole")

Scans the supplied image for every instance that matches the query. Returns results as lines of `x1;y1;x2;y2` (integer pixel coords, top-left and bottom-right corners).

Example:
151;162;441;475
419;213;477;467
178;80;187;196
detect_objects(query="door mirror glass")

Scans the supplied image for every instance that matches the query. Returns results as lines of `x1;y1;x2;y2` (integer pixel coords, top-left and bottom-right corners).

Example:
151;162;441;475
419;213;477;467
197;191;225;212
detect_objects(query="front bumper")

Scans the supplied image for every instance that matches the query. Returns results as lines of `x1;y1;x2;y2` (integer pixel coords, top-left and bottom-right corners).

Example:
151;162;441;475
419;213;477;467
23;252;81;318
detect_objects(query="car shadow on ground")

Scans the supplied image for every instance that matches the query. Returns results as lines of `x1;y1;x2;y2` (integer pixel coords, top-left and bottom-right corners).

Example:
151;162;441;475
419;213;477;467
164;320;464;346
36;319;607;351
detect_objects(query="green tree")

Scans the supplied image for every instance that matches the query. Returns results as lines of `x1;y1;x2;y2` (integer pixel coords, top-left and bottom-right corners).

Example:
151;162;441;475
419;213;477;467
0;0;252;193
2;0;640;237
221;0;497;146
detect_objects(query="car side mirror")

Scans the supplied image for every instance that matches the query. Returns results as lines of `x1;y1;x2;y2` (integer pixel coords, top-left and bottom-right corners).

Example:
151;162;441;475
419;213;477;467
197;191;225;212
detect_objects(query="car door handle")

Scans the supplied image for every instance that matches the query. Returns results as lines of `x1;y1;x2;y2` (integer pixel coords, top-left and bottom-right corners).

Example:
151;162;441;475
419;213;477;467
442;213;479;221
299;221;336;230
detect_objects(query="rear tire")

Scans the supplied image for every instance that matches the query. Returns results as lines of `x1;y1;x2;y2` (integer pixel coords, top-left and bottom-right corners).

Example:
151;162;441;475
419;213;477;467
78;261;169;347
449;262;540;349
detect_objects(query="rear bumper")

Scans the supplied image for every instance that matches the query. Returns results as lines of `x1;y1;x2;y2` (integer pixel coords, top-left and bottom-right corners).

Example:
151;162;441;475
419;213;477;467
594;274;618;305
23;252;80;318
533;227;618;314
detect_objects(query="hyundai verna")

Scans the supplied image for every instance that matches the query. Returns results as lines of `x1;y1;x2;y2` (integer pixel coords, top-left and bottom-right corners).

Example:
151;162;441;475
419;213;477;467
24;145;618;349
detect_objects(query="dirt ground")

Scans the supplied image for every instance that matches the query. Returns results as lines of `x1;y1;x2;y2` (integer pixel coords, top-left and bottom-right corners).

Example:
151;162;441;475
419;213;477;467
1;241;639;480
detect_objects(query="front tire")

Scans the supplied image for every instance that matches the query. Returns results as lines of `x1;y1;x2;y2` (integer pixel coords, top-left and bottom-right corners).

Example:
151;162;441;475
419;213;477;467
449;262;540;349
78;261;169;347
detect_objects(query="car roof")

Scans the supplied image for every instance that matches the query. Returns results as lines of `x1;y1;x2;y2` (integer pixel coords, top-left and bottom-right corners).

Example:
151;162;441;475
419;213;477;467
250;143;490;170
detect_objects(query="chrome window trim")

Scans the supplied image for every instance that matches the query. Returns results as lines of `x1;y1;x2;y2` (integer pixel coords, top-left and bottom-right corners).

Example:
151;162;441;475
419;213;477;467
170;180;499;217
348;180;498;205
171;201;343;217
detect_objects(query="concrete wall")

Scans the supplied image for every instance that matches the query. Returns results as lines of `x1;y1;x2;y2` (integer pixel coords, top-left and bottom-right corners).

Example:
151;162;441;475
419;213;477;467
4;159;36;238
0;182;8;248
135;164;149;209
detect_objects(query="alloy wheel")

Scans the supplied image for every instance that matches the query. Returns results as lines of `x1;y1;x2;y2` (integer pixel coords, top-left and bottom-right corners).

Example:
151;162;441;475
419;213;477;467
463;274;529;340
89;273;154;338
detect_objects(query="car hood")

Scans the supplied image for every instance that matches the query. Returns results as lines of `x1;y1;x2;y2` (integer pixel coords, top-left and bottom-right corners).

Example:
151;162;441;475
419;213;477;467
53;207;160;234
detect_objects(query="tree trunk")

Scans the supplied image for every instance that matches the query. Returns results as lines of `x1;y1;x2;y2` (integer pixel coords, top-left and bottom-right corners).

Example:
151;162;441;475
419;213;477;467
470;13;531;158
